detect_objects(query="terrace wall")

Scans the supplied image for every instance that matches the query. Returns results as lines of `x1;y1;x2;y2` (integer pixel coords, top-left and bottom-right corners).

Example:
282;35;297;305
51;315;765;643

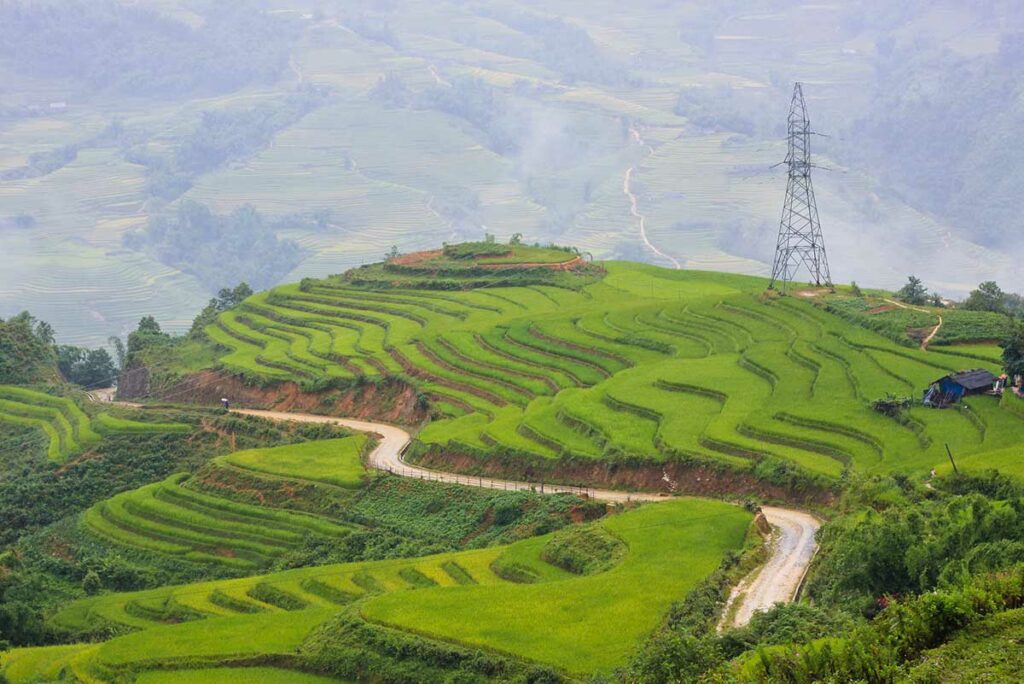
118;368;427;425
411;447;835;506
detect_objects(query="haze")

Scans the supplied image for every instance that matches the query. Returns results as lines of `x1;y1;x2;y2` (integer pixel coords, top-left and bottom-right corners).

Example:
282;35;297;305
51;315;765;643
1;0;1021;346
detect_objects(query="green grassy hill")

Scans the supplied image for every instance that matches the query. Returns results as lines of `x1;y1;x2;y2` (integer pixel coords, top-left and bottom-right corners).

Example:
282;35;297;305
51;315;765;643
160;253;1024;491
4;498;749;681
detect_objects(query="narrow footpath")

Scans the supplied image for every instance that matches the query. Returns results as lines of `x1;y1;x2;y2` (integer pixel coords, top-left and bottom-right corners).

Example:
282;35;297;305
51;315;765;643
230;408;820;624
885;298;943;350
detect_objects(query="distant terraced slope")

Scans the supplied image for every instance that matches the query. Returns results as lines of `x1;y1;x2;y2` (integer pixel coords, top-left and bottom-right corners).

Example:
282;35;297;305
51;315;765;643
197;254;1024;484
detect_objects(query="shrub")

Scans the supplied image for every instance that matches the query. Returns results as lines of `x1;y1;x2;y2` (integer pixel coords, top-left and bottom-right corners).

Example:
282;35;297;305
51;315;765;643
541;525;624;575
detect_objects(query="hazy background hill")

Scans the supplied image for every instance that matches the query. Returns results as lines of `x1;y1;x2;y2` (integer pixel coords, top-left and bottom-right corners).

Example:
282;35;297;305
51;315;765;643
1;0;1021;345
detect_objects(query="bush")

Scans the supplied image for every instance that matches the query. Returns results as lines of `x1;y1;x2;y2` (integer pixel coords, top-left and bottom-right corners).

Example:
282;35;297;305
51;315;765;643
81;569;101;595
540;525;624;575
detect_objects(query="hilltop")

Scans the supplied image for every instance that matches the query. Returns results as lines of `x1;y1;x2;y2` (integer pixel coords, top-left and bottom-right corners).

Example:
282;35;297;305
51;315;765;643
124;243;1024;497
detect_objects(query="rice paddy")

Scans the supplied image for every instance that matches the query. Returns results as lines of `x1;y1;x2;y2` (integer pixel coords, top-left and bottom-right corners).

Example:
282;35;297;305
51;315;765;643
198;262;1024;483
0;386;189;461
21;498;748;680
80;435;370;571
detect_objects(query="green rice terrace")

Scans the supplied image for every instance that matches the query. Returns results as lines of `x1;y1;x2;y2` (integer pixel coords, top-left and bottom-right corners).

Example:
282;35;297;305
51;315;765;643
4;499;751;682
150;244;1024;490
0;385;186;462
3;245;1024;683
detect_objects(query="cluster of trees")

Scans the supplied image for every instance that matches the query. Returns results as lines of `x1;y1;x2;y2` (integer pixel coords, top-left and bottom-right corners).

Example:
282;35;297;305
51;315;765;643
189;282;253;337
130;88;327;203
475;8;629;86
896;275;1024;317
894;275;943;307
124;201;303;292
0;312;55;384
848;15;1024;249
0;145;77;181
56;346;116;389
0;1;299;98
626;472;1024;682
0;311;123;388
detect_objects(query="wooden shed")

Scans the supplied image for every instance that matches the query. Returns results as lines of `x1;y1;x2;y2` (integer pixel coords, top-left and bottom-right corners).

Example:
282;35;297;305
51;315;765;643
923;369;998;407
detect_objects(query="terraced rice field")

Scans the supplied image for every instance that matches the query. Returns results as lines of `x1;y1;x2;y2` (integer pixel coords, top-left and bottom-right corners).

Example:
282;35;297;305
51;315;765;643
0;385;99;461
222;436;369;488
17;498;747;680
201;263;1024;481
0;386;188;461
81;435;369;570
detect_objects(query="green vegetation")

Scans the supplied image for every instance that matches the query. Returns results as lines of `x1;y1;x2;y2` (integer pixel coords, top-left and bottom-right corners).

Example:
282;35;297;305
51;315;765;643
18;499;746;680
125;202;304;292
5;250;1024;679
92;413;189;435
0;313;56;385
136;667;343;684
0;386;189;461
155;258;1024;498
222;437;369;488
82;473;356;572
0;386;100;461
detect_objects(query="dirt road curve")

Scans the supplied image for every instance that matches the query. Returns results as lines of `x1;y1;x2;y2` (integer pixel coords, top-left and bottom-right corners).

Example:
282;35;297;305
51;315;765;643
124;405;819;624
885;298;943;350
720;506;821;628
231;409;662;503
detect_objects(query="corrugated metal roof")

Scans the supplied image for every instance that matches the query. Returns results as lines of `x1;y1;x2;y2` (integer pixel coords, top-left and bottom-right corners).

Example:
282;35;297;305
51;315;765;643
945;369;998;391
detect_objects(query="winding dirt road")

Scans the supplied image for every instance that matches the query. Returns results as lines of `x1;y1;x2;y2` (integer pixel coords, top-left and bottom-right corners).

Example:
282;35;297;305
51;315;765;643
625;128;682;270
719;506;821;629
229;408;820;624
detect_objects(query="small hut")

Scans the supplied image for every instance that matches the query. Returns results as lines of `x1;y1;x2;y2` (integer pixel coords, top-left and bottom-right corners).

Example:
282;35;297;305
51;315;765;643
923;369;998;408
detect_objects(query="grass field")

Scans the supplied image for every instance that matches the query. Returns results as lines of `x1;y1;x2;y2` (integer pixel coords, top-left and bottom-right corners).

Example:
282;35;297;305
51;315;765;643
23;498;747;680
222;436;369;488
190;261;1024;485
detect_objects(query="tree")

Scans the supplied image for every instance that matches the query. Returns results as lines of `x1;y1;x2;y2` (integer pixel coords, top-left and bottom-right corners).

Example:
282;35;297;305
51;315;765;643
82;570;101;595
963;280;1007;314
57;347;116;388
930;291;945;308
0;312;56;384
1001;324;1024;377
216;282;252;309
189;282;253;337
896;275;928;306
126;316;170;365
850;281;863;297
136;316;162;335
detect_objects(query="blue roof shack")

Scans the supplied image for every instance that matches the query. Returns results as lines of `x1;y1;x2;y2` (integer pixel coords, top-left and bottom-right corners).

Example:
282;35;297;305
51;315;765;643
923;369;998;408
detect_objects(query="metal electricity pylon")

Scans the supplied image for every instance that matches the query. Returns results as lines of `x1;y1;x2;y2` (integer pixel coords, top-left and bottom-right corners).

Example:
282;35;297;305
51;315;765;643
769;82;832;293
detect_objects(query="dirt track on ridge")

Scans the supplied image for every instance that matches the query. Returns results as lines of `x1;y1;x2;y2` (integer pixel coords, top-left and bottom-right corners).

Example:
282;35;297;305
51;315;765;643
227;408;820;624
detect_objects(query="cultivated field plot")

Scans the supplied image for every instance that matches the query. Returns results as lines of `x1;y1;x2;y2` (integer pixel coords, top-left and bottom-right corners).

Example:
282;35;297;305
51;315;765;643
200;261;1024;482
7;498;748;680
80;435;369;571
0;386;184;462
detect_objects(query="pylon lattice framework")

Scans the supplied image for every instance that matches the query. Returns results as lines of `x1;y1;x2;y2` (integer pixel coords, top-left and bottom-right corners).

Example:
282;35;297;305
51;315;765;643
769;82;832;293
